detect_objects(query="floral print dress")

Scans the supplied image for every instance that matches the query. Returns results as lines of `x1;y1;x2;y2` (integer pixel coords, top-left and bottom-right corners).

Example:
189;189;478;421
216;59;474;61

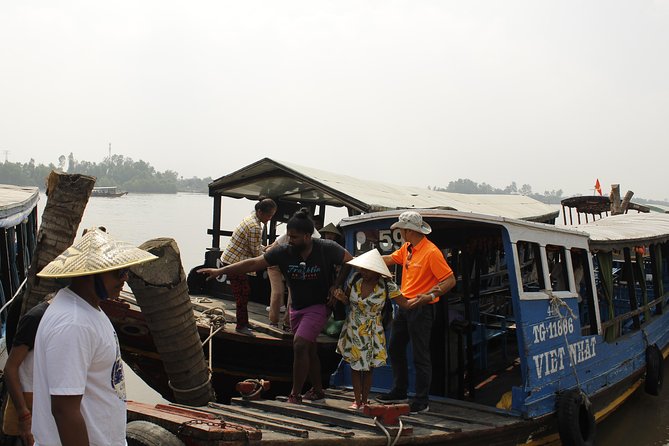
336;276;401;371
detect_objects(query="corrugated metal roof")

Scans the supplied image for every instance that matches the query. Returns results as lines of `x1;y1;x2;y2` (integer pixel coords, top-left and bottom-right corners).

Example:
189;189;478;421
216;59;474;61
209;158;559;222
572;213;669;250
0;184;40;228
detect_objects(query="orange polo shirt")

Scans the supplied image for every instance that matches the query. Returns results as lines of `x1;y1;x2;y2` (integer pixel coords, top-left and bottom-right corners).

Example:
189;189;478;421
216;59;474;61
390;237;453;302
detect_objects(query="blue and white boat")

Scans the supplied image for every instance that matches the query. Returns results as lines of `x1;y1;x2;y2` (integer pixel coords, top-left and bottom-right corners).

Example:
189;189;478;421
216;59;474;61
330;208;669;445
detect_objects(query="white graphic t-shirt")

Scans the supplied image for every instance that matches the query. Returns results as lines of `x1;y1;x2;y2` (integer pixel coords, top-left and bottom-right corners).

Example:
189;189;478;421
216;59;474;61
32;287;126;445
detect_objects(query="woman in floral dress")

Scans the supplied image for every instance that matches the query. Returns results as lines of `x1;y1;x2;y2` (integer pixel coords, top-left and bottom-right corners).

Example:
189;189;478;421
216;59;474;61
334;249;413;409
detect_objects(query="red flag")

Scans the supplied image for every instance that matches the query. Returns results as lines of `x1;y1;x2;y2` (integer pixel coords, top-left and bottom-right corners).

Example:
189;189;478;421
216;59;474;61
594;179;602;196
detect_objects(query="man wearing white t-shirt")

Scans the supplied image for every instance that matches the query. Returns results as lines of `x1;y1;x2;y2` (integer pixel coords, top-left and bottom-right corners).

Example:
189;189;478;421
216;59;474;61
31;228;157;445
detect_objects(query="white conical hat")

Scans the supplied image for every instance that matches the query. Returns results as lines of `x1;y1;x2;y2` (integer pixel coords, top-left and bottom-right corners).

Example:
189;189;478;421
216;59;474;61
37;228;158;278
347;249;392;278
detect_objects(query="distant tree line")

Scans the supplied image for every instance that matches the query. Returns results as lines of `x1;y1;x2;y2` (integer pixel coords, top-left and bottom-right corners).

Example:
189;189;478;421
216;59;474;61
430;178;565;204
3;156;665;205
0;154;211;193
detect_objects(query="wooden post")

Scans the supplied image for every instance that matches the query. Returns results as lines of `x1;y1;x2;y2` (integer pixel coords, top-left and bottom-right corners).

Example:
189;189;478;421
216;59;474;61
610;184;622;215
127;238;215;406
212;195;221;249
621;190;634;213
21;171;95;316
562;205;567;225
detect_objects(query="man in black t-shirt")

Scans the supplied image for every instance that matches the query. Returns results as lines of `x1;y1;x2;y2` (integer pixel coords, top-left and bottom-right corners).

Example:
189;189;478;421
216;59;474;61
3;300;50;445
199;209;353;404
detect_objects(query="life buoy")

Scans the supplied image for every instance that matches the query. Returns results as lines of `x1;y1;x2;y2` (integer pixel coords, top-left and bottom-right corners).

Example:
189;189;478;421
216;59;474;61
126;420;185;446
645;344;664;396
556;389;596;446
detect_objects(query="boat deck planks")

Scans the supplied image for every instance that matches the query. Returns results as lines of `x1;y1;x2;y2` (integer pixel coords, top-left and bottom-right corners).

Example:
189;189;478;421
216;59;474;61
158;393;519;444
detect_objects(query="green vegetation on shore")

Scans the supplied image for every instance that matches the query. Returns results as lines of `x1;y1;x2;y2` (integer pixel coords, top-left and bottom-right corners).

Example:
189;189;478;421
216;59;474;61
431;179;565;204
0;154;211;193
432;179;669;207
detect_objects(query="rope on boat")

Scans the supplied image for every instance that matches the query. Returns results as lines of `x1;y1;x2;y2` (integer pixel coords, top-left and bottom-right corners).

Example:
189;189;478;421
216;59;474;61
392;419;404;446
168;374;212;394
373;416;403;446
208;324;214;373
373;416;392;446
0;278;27;315
195;306;227;374
238;379;267;400
165;305;225;395
548;291;582;391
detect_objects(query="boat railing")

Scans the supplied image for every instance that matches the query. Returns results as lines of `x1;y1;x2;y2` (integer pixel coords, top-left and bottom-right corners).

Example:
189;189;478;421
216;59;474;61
600;293;667;333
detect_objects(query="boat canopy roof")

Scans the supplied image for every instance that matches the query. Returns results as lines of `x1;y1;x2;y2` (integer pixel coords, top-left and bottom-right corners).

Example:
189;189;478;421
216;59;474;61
340;208;590;249
0;184;40;229
572;213;669;250
209;158;559;222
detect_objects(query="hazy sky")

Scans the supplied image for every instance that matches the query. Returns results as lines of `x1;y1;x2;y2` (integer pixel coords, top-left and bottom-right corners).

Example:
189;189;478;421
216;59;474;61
2;1;668;199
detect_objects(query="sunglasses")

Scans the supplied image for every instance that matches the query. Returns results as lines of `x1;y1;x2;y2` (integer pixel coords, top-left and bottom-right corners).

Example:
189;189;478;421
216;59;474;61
116;268;130;279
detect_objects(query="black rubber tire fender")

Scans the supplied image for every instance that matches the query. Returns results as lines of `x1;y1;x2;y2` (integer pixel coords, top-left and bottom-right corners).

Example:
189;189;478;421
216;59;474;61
126;420;185;446
187;264;207;295
556;389;596;446
645;344;664;396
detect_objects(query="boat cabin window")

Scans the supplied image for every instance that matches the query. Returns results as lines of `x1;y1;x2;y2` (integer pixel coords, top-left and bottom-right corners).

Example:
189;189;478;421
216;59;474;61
547;245;569;292
517;241;545;292
571;248;597;335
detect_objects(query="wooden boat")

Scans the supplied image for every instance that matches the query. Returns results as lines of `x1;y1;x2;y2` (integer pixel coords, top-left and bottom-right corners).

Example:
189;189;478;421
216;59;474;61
91;185;128;197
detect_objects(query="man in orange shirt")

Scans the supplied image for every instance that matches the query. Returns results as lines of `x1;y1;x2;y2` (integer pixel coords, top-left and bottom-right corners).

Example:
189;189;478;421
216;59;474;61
376;211;456;413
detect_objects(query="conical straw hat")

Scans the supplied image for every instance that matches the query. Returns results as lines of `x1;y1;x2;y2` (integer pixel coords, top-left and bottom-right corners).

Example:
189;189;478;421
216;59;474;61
347;249;392;278
37;228;158;278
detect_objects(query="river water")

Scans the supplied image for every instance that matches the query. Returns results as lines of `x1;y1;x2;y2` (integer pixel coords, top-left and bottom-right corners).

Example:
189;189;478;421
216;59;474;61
34;192;668;445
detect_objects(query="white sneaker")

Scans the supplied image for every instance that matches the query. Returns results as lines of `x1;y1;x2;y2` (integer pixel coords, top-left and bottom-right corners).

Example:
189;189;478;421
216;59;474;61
267;305;287;312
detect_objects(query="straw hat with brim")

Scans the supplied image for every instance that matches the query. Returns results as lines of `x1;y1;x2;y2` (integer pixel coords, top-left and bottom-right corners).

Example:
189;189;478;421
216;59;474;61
390;211;432;234
347;249;392;278
37;228;158;278
319;222;342;237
